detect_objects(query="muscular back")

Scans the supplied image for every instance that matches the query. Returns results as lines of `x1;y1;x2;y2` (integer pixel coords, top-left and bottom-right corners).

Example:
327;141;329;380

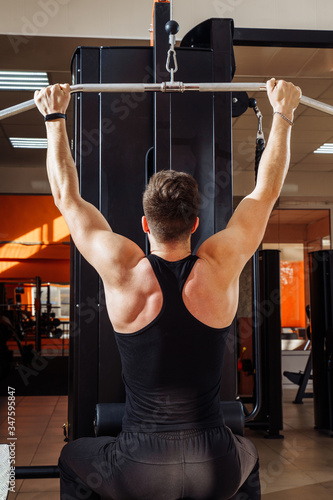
103;254;239;334
36;80;300;339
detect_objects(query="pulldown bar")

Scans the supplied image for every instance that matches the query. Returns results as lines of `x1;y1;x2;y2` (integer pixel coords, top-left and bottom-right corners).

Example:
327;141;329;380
1;82;333;120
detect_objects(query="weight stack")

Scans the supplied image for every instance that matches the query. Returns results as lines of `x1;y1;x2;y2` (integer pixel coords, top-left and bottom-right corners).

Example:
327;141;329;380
309;250;333;434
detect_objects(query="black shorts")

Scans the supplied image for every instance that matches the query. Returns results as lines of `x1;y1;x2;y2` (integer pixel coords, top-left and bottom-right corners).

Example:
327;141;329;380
59;425;260;500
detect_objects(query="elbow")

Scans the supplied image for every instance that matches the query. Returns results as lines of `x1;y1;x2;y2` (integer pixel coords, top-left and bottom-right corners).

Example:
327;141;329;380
53;190;81;215
53;190;70;214
267;188;281;203
255;185;280;204
52;189;67;211
53;193;62;210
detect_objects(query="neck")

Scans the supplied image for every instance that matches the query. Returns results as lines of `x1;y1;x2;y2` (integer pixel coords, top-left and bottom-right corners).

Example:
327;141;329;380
149;239;192;262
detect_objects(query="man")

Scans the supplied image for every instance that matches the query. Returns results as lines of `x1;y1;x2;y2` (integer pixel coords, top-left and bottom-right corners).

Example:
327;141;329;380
35;78;301;499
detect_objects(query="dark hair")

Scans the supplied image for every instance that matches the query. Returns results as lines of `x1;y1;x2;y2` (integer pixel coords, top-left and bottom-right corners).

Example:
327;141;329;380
143;170;200;242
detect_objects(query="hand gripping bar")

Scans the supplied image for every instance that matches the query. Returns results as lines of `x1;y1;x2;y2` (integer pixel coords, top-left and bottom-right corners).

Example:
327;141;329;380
0;82;333;120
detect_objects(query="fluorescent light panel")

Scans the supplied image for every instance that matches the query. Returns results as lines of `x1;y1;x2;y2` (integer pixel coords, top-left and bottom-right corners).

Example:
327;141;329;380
0;71;49;90
314;143;333;154
10;138;47;149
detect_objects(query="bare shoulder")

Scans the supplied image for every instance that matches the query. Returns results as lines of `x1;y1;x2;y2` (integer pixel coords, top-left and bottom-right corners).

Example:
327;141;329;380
184;253;239;329
193;250;235;288
196;212;260;281
103;254;157;294
196;228;240;278
95;231;146;288
103;256;163;333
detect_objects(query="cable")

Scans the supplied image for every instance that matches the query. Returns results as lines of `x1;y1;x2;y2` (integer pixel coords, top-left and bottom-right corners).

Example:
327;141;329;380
165;1;180;84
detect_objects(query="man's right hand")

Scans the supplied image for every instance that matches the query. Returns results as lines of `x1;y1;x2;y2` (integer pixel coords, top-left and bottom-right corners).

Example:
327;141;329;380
34;83;71;118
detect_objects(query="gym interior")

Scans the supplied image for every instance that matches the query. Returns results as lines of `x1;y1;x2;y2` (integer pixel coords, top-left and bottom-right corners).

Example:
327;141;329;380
0;0;333;498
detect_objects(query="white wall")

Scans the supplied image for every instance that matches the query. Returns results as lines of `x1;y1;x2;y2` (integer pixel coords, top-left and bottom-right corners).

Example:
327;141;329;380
1;0;333;39
2;165;333;201
0;167;50;193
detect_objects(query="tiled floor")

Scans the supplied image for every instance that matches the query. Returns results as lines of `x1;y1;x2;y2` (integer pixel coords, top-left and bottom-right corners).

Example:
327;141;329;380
249;390;333;498
0;389;332;499
0;395;67;500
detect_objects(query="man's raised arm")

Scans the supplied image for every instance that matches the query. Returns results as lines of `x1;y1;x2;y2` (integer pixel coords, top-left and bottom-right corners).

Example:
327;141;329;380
34;84;144;285
197;78;302;277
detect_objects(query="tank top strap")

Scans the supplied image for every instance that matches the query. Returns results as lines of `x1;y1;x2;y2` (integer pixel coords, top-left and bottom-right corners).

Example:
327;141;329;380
146;254;199;295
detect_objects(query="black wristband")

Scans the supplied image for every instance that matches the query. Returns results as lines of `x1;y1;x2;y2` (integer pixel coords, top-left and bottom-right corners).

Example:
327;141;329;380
44;113;67;122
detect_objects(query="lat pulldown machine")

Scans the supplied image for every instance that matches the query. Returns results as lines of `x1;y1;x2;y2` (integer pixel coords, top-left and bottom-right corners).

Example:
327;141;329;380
6;0;333;485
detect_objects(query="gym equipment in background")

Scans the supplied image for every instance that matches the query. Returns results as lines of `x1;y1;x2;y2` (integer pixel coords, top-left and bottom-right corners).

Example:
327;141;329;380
309;250;333;435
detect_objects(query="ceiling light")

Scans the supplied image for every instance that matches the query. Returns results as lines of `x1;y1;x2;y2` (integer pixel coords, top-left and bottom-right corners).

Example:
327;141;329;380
10;138;47;149
322;236;331;249
0;71;49;91
314;143;333;154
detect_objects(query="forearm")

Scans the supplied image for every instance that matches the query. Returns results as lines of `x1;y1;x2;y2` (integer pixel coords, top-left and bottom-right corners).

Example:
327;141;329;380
254;113;292;201
45;120;80;208
253;78;301;202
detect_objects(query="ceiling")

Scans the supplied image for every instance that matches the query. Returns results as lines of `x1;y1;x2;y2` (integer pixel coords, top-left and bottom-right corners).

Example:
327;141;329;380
0;34;333;175
233;45;333;173
263;208;331;246
0;35;148;169
268;209;329;225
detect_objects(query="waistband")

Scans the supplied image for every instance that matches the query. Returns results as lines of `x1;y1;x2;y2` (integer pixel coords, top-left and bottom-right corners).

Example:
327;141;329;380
122;426;226;441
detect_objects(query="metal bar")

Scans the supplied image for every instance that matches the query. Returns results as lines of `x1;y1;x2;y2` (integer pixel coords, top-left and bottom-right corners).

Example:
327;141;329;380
72;83;147;93
244;250;262;424
299;94;333;115
0;98;36;119
194;82;267;92
71;82;268;93
233;27;333;49
293;352;313;404
35;276;42;353
15;465;60;479
1;82;333;120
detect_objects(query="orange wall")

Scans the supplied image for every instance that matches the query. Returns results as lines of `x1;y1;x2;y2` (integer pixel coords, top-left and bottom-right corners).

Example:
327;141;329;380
0;195;70;282
280;261;306;328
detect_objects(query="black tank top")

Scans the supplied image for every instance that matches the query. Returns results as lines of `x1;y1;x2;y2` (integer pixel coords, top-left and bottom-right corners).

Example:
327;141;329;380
115;254;231;432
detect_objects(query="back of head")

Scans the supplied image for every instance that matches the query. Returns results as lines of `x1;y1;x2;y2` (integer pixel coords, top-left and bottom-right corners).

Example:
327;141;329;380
143;170;200;243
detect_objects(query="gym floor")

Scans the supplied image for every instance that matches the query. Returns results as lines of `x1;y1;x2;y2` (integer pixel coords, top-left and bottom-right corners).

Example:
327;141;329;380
1;390;333;499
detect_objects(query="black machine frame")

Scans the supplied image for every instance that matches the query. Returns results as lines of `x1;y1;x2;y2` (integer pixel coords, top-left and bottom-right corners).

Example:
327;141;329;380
68;14;333;440
69;4;237;440
233;27;333;47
